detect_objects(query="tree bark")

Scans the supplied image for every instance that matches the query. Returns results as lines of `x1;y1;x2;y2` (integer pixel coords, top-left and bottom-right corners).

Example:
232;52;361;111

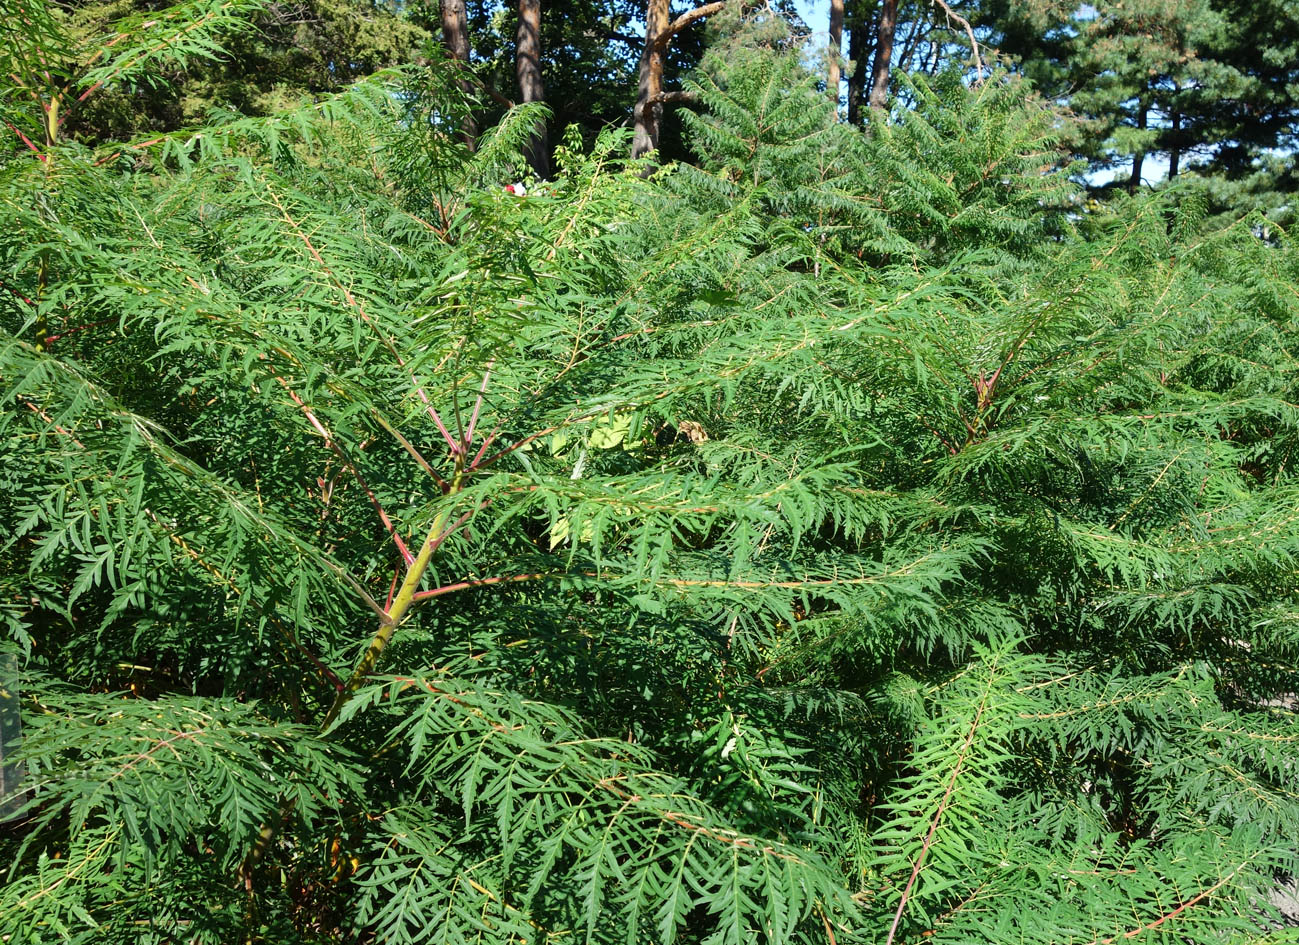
1128;99;1148;194
828;0;844;106
868;0;898;111
632;0;725;160
441;0;477;149
1168;89;1181;180
516;0;550;178
632;0;671;159
846;1;869;125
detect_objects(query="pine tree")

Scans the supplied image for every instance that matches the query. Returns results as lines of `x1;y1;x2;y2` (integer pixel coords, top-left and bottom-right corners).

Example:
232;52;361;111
982;0;1299;217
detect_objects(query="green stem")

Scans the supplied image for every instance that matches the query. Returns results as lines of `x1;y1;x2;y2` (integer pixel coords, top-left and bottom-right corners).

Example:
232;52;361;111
241;457;468;882
320;457;467;731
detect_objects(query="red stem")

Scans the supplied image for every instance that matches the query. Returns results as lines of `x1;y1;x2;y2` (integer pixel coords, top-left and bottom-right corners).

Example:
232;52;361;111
411;572;550;602
470;427;501;468
6;122;46;160
263;182;463;455
384;567;400;610
477;425;559;470
44;318;114;344
267;360;414;565
464;361;493;448
0;278;36;306
94;136;165;167
1082;859;1254;945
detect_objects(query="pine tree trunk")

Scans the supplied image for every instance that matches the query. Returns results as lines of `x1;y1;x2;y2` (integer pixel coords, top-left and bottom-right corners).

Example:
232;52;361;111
1168;106;1181;179
441;0;477;149
1128;99;1148;194
846;1;869;125
828;0;844;106
632;0;670;159
868;0;898;111
516;0;551;178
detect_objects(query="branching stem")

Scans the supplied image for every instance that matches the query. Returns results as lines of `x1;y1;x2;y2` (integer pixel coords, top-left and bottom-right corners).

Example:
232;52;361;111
884;664;996;945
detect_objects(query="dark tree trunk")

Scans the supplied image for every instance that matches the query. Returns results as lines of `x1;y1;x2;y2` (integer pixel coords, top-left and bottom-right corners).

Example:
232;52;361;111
631;0;670;159
828;0;844;105
1128;99;1149;194
868;0;898;111
441;0;476;149
516;0;550;178
1168;105;1181;179
846;1;870;125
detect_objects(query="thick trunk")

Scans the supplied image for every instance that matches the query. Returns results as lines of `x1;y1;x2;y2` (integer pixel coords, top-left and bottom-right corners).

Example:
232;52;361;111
516;0;550;178
1128;100;1148;194
846;2;869;125
828;0;844;105
631;1;724;160
631;0;670;159
441;0;477;149
868;0;898;111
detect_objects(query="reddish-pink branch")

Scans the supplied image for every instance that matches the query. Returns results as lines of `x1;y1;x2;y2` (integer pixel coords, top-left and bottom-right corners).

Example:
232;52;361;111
411;572;550;602
464;361;493;448
384;567;400;610
0;278;36;306
22;399;85;448
421;506;477;559
6;121;46;160
77;80;104;103
94;136;165;167
470;426;502;468
44;318;114;345
477;424;559;470
1083;860;1253;945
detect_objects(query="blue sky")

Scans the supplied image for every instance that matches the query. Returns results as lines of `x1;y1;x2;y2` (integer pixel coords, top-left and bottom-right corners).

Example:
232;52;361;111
796;0;831;34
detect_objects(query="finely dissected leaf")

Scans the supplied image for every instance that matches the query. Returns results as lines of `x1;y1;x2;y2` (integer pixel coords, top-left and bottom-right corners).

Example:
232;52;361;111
1;8;1298;945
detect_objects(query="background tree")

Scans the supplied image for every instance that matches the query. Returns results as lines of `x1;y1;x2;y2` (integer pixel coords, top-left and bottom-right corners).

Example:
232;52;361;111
982;0;1299;218
827;0;843;102
842;0;981;120
515;0;549;175
632;0;727;157
439;0;477;145
52;0;427;144
868;0;897;108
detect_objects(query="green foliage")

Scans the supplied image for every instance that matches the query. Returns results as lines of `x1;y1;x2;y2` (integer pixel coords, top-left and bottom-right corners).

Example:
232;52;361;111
2;0;428;147
2;8;1298;945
